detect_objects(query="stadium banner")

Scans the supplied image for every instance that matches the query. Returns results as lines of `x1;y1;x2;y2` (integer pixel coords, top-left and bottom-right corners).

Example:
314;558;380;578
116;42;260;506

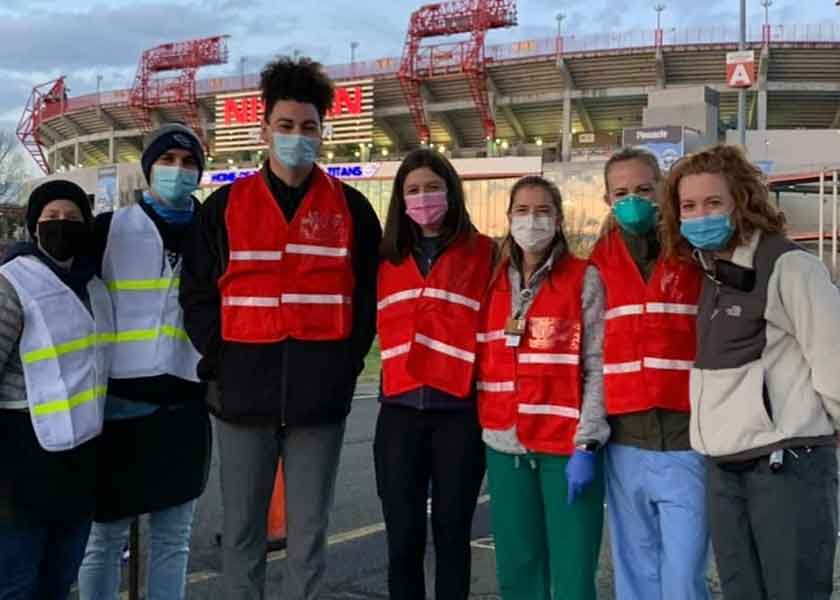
201;156;542;187
213;79;374;154
622;126;685;171
94;166;118;215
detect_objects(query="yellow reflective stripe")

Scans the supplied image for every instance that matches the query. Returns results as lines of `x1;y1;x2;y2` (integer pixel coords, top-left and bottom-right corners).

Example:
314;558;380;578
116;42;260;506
23;333;115;364
114;326;191;343
33;385;107;417
107;278;180;291
161;325;191;342
115;329;159;342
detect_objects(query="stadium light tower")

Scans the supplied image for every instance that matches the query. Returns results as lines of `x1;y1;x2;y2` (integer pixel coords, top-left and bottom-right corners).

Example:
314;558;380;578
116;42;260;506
654;4;665;30
761;0;772;44
761;0;772;23
556;12;566;56
350;41;359;77
654;4;665;46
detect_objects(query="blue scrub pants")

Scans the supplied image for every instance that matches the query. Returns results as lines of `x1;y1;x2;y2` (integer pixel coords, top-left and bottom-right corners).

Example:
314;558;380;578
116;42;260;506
606;444;711;600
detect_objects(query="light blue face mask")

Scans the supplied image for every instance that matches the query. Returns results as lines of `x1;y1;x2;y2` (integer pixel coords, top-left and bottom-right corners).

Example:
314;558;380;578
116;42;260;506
273;133;320;169
680;212;735;250
151;165;199;209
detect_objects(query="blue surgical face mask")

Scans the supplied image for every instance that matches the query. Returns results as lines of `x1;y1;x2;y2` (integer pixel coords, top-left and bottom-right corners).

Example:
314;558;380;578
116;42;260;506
680;212;735;250
613;195;658;236
273;133;320;169
151;165;198;209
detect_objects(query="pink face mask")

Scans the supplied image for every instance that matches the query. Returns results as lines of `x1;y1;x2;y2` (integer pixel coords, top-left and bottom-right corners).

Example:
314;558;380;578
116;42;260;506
405;191;448;227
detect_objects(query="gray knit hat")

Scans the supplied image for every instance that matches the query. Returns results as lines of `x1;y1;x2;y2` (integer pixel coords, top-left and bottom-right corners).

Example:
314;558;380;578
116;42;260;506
141;122;205;184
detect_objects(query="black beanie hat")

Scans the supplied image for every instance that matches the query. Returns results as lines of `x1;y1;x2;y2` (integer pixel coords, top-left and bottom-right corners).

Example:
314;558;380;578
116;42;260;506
26;179;93;237
141;123;205;184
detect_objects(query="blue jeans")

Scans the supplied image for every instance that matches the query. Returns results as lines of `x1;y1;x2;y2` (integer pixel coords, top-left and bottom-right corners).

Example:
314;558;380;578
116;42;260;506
0;518;92;600
606;444;711;600
76;499;197;600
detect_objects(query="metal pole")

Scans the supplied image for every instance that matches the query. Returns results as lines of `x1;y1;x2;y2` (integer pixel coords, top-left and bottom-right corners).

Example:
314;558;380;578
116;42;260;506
556;13;565;57
738;0;747;147
240;57;246;89
129;517;140;600
654;4;665;46
350;41;359;78
819;170;825;261
96;74;102;106
832;173;838;273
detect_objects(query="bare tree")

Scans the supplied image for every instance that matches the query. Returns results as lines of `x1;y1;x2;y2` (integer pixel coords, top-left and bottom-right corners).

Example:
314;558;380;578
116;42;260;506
0;130;27;205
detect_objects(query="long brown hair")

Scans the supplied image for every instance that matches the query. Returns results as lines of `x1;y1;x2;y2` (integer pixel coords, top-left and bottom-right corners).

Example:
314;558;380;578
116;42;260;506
380;149;474;264
598;146;663;239
660;144;786;259
493;175;568;282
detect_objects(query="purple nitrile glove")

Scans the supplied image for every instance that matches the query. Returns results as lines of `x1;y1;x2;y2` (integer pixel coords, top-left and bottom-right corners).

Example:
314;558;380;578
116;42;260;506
566;448;596;505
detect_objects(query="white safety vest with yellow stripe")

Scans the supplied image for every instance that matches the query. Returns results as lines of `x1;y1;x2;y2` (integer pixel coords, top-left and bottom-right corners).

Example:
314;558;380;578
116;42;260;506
0;255;113;452
103;204;201;382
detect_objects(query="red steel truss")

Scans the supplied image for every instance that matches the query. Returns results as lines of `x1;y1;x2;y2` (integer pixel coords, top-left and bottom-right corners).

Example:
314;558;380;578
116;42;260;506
398;0;517;144
17;78;68;174
130;35;229;143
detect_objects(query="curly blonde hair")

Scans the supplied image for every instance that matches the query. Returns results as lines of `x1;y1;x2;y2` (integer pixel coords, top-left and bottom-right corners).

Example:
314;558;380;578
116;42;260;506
660;144;786;259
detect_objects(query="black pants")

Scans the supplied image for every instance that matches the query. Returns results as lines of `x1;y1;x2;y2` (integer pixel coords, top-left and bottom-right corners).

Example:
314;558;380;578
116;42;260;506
373;403;486;600
707;446;838;600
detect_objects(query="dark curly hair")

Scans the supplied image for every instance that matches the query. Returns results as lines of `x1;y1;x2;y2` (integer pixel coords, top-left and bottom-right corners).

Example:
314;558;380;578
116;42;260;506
260;57;335;122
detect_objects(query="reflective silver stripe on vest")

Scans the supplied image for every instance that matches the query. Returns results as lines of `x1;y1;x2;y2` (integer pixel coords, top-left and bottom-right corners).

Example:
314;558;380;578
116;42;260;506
285;243;349;257
518;353;579;365
476;380;515;392
377;288;423;310
229;250;283;261
414;334;475;363
517;404;580;418
223;296;280;307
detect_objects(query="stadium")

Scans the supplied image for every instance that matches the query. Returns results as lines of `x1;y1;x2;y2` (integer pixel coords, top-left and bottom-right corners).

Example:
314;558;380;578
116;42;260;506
14;2;840;252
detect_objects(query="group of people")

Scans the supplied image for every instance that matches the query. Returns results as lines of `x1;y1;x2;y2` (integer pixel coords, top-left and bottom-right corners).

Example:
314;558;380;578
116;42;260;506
0;55;837;600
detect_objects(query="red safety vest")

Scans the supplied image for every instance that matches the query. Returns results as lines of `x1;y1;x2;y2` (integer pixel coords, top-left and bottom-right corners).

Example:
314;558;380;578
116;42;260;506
476;255;586;455
590;228;702;415
377;234;495;398
219;167;354;343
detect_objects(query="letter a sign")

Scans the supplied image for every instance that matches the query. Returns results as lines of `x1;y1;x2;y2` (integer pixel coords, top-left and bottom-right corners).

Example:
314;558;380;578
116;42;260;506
726;51;755;88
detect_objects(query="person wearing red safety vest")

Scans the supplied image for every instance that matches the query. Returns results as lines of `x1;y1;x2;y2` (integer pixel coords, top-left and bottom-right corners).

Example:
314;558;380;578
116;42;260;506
477;176;609;600
374;149;494;600
180;57;381;599
590;147;710;600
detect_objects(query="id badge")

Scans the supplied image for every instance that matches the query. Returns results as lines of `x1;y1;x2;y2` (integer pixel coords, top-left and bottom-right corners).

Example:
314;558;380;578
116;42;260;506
504;317;526;347
504;317;526;336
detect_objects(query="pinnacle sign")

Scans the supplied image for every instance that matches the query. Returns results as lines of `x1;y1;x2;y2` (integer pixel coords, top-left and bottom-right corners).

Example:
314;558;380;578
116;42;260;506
726;51;756;88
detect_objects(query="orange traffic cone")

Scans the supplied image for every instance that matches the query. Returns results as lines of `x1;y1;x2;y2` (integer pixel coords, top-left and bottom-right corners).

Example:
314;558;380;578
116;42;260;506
267;460;287;550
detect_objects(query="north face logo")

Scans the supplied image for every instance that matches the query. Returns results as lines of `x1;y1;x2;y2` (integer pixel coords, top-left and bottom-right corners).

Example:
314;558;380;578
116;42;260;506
725;305;742;317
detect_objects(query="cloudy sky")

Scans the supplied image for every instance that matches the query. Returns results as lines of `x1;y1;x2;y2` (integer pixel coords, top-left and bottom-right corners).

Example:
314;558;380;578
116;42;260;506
0;0;837;132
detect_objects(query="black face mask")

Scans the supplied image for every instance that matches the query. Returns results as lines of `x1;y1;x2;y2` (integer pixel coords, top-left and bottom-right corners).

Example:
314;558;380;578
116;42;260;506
36;220;89;262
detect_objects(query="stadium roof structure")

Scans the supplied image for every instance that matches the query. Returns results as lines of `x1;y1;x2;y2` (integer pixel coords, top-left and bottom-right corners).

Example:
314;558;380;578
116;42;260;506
24;22;840;171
